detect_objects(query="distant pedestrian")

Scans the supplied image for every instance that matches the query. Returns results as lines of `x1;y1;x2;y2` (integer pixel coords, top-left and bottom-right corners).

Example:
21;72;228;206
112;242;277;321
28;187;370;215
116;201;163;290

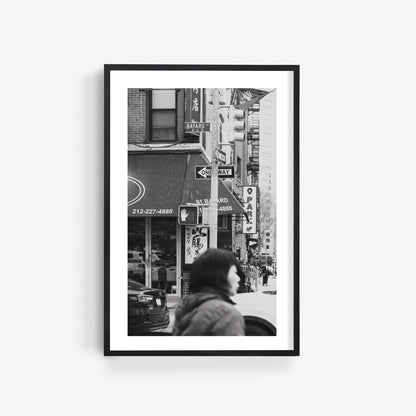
237;263;248;293
262;265;269;286
173;249;245;336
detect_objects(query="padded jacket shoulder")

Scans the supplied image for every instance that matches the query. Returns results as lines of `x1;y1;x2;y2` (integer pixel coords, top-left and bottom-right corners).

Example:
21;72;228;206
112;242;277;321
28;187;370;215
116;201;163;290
173;294;245;336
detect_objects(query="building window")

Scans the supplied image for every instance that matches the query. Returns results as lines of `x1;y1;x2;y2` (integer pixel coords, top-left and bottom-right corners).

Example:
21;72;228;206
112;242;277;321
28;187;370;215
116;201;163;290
151;89;177;142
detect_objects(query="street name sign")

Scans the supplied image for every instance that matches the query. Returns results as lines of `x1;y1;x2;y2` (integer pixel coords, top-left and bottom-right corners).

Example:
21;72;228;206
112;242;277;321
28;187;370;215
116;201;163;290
195;165;235;179
185;122;211;132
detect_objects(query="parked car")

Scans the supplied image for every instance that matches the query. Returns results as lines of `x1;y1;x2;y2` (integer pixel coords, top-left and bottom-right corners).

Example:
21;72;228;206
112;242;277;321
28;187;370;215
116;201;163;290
128;279;170;335
232;291;276;336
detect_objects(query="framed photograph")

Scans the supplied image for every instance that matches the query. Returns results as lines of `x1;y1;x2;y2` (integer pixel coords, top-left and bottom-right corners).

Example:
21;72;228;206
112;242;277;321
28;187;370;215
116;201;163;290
104;65;299;356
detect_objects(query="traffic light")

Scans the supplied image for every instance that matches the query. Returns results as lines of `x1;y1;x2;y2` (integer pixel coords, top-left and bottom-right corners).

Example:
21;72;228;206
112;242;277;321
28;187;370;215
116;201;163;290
178;205;199;225
232;109;245;141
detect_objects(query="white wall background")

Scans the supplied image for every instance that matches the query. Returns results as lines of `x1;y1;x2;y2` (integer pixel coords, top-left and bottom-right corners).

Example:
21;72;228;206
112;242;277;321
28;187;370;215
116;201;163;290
1;1;415;415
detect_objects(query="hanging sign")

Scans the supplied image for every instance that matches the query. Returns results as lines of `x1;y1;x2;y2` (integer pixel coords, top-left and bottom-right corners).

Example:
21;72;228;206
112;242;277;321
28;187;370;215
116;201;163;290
185;88;201;122
185;226;209;264
232;88;269;110
242;186;257;234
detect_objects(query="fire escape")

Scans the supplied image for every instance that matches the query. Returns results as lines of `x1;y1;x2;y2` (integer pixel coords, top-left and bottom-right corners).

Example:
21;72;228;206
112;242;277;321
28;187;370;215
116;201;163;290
247;103;260;186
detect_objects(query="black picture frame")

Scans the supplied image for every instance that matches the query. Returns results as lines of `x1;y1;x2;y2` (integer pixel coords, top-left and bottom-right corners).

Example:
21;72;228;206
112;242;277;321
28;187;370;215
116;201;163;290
104;65;300;356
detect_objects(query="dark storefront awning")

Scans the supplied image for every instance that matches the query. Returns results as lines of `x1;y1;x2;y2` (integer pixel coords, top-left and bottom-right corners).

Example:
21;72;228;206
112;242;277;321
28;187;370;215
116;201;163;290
128;152;245;217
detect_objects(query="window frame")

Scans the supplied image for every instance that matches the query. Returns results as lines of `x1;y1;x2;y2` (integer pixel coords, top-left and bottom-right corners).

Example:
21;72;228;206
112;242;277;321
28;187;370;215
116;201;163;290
149;89;178;143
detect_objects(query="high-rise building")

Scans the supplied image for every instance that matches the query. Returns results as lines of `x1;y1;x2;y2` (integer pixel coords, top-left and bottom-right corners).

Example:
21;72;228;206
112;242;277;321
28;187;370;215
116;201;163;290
259;91;276;259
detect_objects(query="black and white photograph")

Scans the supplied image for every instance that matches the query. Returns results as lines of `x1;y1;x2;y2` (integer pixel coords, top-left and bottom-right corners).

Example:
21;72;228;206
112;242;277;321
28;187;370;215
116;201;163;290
127;87;278;336
105;66;299;355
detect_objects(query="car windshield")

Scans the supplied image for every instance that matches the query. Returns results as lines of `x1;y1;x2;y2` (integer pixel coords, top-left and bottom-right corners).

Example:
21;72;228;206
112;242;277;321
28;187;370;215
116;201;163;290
128;279;146;290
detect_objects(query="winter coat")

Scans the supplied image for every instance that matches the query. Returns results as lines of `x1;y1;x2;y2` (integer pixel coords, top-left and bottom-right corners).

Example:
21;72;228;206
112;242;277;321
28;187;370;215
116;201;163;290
173;288;245;336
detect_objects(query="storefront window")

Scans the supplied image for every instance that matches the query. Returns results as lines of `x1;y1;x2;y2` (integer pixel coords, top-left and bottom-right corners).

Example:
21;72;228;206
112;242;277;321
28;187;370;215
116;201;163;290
128;218;146;285
151;218;177;293
128;217;177;292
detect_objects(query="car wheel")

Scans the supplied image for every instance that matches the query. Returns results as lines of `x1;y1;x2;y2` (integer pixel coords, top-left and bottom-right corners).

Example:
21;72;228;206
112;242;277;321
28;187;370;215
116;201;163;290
245;322;272;336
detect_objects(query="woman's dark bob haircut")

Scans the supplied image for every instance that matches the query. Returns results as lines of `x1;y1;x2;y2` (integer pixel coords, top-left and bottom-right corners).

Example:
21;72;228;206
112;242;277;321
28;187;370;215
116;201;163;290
190;248;238;296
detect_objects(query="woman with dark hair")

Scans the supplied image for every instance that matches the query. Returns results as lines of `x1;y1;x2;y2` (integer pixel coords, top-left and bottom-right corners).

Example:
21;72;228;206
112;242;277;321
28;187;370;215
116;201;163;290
173;249;245;336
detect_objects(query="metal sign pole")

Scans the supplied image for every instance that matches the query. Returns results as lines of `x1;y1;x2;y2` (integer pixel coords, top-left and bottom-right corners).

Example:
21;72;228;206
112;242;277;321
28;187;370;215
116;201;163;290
209;89;219;248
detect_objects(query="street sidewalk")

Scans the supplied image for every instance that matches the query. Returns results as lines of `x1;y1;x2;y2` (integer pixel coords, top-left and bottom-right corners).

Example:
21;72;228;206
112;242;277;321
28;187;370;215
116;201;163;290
258;275;276;292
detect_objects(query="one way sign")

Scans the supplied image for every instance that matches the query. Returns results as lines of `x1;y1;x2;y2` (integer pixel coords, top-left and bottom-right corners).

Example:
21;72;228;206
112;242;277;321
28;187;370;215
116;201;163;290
195;165;235;179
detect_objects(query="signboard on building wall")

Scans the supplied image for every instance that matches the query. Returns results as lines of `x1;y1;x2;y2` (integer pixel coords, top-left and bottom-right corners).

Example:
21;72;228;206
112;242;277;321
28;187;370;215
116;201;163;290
242;186;257;234
184;226;209;264
185;89;201;122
